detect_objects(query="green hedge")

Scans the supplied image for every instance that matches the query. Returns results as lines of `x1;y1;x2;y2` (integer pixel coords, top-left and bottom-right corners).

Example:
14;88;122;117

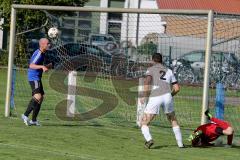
0;49;8;66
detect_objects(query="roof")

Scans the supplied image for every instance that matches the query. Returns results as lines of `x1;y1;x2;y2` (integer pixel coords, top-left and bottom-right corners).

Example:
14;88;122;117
157;0;240;14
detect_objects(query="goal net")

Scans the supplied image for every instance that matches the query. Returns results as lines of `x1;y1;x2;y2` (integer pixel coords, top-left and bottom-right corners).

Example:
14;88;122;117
3;6;240;144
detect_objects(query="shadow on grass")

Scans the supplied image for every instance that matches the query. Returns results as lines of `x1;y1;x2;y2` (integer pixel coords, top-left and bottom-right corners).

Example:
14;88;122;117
150;144;190;149
151;145;169;149
231;145;240;149
43;123;104;127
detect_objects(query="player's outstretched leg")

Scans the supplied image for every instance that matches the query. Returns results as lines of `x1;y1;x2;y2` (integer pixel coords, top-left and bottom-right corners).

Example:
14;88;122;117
141;125;154;149
141;114;154;149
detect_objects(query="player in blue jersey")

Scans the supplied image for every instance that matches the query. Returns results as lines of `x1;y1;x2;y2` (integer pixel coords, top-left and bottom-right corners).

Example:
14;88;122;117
22;38;51;126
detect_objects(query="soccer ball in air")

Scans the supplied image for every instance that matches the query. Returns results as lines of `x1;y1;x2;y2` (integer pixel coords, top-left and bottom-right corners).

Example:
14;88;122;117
48;27;59;38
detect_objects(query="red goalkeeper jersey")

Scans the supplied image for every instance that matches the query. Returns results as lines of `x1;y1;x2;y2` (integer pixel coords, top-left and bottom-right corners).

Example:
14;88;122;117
195;118;230;142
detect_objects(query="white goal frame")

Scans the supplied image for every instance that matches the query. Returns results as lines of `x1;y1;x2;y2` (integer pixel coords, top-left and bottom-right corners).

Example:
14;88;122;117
5;4;213;125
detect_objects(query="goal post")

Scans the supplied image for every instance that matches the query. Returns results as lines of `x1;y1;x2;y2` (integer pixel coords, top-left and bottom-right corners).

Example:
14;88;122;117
4;4;212;120
136;77;145;127
5;5;240;142
67;70;77;117
201;10;214;125
5;7;16;117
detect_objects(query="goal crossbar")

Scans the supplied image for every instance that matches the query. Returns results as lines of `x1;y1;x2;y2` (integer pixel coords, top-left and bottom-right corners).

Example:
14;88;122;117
12;4;210;15
5;4;214;126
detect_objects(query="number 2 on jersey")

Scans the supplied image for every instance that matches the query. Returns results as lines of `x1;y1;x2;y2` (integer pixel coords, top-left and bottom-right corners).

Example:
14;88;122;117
159;71;166;80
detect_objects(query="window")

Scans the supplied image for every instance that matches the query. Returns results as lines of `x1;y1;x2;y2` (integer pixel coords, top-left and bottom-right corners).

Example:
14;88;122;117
108;13;122;21
108;0;125;8
78;12;92;18
61;28;74;36
108;22;121;42
85;0;100;7
78;20;91;29
108;0;124;21
62;19;75;28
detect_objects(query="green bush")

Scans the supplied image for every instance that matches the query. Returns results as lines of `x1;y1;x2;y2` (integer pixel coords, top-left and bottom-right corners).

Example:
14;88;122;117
137;42;157;55
0;49;8;66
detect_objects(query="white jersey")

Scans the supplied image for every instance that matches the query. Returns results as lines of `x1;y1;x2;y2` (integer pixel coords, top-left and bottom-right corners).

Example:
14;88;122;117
145;63;177;97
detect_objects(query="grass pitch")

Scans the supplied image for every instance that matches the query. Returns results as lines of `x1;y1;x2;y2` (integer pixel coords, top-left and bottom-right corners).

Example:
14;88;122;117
0;68;239;160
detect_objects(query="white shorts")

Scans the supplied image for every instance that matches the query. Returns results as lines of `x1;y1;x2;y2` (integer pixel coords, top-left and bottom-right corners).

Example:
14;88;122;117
144;93;174;115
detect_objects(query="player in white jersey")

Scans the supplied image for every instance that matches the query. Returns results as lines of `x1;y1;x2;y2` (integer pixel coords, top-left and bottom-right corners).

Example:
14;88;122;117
140;53;184;149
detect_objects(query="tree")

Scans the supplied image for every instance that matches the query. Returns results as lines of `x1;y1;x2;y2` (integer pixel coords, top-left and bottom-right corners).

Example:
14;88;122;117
141;33;160;45
0;0;89;29
0;0;89;66
137;41;157;55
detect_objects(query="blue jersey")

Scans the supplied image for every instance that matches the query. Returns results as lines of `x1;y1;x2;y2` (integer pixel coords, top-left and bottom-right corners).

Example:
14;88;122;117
28;49;45;81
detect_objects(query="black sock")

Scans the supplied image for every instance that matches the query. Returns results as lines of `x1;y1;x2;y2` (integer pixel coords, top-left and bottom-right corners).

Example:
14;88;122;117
24;98;39;117
32;102;41;122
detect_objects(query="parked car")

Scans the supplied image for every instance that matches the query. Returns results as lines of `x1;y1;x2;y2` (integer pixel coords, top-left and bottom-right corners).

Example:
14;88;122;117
172;50;239;85
45;43;129;75
88;34;119;54
173;50;238;70
46;43;111;69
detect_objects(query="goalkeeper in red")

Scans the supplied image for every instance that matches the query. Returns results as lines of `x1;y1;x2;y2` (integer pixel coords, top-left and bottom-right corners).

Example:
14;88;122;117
189;110;234;147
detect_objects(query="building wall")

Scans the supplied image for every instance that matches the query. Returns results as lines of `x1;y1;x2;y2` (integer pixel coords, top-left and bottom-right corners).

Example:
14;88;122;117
162;16;240;54
104;0;125;42
60;0;166;46
121;0;165;46
99;0;108;34
60;0;100;43
85;0;165;46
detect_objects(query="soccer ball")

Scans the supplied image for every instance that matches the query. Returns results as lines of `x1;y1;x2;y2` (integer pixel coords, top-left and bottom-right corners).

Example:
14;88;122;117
48;27;59;38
